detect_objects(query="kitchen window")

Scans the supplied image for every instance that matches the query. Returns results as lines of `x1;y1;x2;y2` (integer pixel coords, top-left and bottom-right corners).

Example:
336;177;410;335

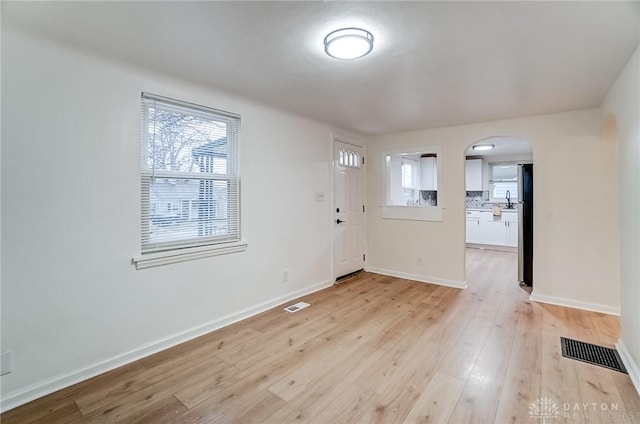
133;93;245;269
401;159;417;190
492;182;518;200
490;163;518;201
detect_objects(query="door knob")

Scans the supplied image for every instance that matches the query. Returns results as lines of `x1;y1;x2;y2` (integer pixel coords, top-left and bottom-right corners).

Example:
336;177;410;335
336;208;340;213
336;219;344;224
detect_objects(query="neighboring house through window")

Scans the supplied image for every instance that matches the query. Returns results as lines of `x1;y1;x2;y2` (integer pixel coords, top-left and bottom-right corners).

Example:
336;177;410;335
140;93;241;255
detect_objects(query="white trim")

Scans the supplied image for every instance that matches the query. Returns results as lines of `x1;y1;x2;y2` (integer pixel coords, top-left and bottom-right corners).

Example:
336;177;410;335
366;267;468;289
142;92;241;120
381;205;444;222
132;240;248;269
529;292;620;316
615;339;640;396
0;279;333;413
331;132;364;149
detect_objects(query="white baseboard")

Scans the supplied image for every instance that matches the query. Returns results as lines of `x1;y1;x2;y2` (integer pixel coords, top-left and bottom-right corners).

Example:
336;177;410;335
616;339;640;396
365;267;467;290
529;292;620;316
0;279;333;413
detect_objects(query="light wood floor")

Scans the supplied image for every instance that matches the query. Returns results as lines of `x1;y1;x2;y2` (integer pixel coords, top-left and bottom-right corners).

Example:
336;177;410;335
3;249;640;423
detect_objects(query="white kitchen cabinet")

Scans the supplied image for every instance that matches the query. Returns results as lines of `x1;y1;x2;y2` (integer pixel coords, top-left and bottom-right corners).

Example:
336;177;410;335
504;211;518;247
420;156;437;190
482;219;507;245
465;159;483;191
506;221;518;247
477;211;519;247
465;211;480;243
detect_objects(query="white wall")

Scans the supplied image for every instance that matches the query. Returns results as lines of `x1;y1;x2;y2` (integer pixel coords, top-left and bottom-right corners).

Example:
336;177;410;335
0;27;363;408
602;47;640;389
367;109;620;313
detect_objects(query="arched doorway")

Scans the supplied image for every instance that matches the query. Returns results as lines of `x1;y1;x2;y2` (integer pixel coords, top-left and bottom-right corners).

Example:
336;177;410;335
463;136;533;287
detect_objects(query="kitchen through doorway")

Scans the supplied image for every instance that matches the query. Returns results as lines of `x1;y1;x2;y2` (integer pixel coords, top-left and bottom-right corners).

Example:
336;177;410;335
464;136;533;288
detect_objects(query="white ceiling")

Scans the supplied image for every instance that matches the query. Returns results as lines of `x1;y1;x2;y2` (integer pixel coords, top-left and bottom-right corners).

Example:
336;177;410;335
465;136;533;157
4;1;639;135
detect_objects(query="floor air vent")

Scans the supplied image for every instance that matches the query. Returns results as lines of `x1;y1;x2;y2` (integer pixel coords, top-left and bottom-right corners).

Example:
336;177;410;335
561;337;627;373
284;302;310;313
335;269;364;284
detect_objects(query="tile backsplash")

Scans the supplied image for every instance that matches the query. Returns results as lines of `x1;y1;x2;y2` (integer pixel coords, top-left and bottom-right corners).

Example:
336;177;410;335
466;191;489;208
419;190;437;206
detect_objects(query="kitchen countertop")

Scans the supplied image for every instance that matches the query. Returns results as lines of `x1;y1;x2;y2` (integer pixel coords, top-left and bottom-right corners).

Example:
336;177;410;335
466;207;518;212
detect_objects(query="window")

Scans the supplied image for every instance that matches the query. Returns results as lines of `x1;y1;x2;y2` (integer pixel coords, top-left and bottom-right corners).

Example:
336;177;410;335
490;163;518;201
140;93;240;254
338;148;361;168
492;182;518;200
401;160;416;189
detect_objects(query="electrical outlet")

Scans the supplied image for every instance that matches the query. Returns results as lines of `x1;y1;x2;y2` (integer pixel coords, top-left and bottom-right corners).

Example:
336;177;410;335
282;269;289;283
1;351;13;376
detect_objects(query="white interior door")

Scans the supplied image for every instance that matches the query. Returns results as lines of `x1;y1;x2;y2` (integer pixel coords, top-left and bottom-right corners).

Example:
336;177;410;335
334;140;365;278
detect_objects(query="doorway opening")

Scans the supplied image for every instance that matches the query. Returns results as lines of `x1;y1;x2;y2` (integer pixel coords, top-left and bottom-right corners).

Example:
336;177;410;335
463;136;533;288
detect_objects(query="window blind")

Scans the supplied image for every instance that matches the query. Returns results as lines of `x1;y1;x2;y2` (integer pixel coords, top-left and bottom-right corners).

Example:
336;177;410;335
140;93;240;254
492;181;518;200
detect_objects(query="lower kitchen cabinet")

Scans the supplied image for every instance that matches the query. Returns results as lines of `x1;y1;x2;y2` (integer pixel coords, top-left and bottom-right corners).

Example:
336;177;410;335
482;220;507;245
466;218;480;243
465;211;481;244
506;219;518;247
466;210;519;247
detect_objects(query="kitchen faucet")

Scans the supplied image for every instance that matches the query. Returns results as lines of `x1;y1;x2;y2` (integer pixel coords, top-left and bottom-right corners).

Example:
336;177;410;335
506;190;513;209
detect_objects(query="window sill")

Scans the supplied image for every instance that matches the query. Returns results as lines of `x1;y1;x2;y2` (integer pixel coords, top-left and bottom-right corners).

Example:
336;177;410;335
381;205;444;222
132;241;248;269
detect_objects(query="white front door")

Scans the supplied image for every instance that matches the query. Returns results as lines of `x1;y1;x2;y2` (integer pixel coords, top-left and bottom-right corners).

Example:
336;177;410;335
334;140;365;278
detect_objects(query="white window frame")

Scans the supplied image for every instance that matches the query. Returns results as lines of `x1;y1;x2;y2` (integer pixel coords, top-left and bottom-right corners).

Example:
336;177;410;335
489;162;519;202
133;93;246;269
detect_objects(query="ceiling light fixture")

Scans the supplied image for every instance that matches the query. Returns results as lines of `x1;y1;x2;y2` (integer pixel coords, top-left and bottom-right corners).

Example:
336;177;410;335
472;144;495;151
324;28;374;60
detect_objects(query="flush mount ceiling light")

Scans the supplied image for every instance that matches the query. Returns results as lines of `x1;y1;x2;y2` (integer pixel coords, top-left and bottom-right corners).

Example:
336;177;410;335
324;28;374;60
472;144;495;151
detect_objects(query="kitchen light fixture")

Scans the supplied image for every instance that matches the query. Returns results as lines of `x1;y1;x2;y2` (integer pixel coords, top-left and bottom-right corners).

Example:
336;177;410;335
324;28;374;60
472;144;495;151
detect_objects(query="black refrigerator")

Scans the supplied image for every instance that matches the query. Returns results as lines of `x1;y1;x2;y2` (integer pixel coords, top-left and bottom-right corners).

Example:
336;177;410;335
518;164;533;286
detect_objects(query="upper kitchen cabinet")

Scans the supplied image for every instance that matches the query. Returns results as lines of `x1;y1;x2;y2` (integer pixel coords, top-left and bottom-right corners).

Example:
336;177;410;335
465;158;483;191
420;155;437;190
